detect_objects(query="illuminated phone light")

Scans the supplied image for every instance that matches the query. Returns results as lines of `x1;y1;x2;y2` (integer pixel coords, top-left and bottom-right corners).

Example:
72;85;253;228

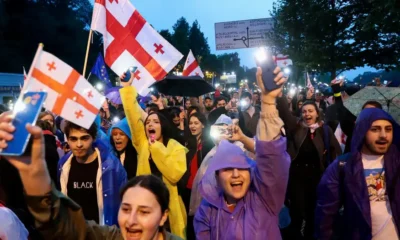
13;101;26;114
255;48;267;62
113;117;120;123
96;83;104;91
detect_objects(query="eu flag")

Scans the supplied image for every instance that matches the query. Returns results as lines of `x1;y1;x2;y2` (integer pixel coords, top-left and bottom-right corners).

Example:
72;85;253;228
90;53;112;90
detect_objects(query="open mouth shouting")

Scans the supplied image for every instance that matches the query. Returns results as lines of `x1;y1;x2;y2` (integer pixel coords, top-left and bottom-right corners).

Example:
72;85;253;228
126;228;143;240
230;181;244;192
115;140;124;149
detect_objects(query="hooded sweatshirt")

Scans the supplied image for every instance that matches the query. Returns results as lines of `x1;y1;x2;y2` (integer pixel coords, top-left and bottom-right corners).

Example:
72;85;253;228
194;138;290;240
109;118;138;180
316;108;400;240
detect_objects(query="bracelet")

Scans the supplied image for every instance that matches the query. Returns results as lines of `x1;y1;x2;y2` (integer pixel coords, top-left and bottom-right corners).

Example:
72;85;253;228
262;101;277;105
334;92;341;97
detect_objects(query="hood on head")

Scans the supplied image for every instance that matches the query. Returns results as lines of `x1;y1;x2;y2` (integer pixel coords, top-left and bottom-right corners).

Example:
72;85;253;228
108;118;132;140
199;140;255;207
351;108;400;153
215;114;232;125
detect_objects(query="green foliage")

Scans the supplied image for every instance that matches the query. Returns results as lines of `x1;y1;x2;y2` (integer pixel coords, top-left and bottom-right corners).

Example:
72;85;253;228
189;20;210;60
269;0;400;80
0;0;101;74
0;3;249;87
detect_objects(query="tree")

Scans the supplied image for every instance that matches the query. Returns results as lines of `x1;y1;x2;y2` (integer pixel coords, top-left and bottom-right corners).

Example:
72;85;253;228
269;0;400;81
171;17;190;60
188;20;210;62
0;0;101;74
159;29;173;44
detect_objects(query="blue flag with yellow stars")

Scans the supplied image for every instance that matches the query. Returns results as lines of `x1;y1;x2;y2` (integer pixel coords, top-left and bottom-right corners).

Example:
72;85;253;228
90;53;112;90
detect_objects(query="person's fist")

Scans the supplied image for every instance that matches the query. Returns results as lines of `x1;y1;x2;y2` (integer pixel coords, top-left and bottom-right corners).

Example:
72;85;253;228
256;67;287;102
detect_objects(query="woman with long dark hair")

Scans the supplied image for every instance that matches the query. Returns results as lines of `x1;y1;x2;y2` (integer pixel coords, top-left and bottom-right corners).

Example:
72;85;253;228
120;77;187;239
109;118;138;180
277;95;342;239
181;112;214;239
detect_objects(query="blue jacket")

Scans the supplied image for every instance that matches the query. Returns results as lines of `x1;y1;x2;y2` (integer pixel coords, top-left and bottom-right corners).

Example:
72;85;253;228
315;108;400;240
57;140;127;226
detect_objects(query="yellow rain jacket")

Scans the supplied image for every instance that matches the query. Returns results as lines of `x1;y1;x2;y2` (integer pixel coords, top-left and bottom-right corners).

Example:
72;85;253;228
120;86;187;238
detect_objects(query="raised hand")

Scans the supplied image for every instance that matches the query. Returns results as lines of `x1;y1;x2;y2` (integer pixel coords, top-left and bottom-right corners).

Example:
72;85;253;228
0;112;51;195
256;67;287;103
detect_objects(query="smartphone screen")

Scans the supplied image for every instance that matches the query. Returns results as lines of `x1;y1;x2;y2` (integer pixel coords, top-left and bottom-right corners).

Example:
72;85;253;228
255;48;279;91
210;125;232;139
0;92;47;156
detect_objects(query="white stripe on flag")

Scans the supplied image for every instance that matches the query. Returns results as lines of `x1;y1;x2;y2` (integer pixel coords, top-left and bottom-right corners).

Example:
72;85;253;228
61;99;97;129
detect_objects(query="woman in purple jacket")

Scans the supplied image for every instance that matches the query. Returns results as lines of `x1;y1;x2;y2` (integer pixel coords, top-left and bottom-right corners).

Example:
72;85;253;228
194;67;291;239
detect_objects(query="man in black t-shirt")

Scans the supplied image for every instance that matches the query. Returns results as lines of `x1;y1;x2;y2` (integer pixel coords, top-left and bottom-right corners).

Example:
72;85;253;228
58;121;126;226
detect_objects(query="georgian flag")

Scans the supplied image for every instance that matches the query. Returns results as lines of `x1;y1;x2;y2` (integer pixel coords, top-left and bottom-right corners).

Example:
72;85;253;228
182;50;204;77
306;72;314;90
91;0;183;95
25;50;105;129
275;54;293;68
334;123;348;152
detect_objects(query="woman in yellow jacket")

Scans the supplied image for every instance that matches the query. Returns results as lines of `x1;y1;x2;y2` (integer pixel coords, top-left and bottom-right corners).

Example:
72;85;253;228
120;79;187;239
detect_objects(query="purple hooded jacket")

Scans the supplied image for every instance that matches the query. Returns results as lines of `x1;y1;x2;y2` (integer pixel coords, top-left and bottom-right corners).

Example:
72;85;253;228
194;138;290;240
315;108;400;240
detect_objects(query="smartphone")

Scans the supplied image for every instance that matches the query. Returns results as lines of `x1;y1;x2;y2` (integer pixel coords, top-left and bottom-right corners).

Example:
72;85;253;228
121;66;138;82
255;48;280;91
231;98;237;108
210;125;232;139
0;92;48;156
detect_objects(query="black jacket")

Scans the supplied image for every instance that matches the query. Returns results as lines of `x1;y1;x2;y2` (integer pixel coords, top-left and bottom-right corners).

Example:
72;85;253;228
277;97;342;171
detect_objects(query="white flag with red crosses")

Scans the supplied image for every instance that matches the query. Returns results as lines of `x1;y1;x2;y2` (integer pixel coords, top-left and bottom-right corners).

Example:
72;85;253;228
182;50;204;77
334;123;348;152
91;0;183;95
275;54;293;68
24;50;105;129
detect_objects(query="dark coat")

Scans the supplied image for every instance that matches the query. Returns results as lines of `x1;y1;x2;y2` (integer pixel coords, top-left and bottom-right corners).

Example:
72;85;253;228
277;97;342;170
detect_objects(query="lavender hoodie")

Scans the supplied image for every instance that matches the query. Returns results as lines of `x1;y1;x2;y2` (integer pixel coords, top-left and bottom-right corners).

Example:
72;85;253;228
194;138;290;240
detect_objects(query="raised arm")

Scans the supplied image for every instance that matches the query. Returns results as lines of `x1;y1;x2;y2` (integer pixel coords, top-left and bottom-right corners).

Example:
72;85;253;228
149;140;187;184
253;67;291;215
120;86;147;151
276;96;298;134
0;113;118;239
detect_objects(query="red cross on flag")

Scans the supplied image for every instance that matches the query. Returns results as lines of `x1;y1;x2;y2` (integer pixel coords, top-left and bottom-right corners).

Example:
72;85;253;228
275;54;293;68
334;123;347;152
182;50;204;78
91;0;183;95
24;46;105;129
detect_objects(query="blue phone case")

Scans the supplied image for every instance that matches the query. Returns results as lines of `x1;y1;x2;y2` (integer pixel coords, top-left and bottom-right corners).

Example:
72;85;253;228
256;51;280;91
0;92;48;156
121;66;138;82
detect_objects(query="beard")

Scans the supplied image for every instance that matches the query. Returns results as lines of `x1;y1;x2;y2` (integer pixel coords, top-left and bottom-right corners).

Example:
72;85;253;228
364;140;390;155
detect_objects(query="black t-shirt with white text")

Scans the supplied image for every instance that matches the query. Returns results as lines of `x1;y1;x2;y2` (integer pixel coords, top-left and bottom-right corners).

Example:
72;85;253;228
67;157;99;223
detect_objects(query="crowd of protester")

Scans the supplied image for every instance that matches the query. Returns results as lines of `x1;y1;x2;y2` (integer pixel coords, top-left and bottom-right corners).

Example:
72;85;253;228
0;67;399;240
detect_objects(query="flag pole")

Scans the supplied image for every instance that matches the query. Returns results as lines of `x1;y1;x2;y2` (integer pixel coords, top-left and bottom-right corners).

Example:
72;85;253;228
22;43;44;94
82;29;93;78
